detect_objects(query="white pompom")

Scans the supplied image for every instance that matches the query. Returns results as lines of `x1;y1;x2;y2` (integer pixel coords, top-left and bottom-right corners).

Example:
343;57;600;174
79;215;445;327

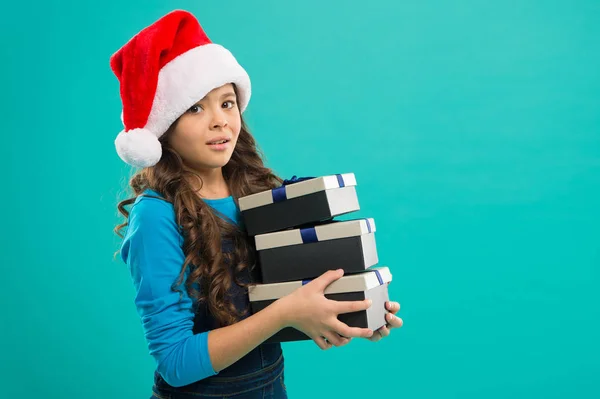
115;128;162;168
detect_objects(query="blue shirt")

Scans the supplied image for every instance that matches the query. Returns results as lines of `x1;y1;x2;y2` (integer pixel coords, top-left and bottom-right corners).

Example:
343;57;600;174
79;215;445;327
119;189;242;387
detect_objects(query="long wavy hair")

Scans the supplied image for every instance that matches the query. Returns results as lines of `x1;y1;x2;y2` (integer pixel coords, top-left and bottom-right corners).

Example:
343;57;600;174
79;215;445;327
114;87;282;327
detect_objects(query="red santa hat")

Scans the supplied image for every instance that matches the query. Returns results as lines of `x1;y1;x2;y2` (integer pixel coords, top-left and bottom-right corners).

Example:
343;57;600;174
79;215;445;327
110;10;251;167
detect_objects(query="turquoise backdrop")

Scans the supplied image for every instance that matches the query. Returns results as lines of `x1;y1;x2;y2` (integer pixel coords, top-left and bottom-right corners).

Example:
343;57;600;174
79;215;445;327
2;1;598;398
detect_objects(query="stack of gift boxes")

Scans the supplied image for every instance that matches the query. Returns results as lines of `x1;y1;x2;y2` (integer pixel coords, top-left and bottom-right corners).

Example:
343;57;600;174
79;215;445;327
238;173;393;344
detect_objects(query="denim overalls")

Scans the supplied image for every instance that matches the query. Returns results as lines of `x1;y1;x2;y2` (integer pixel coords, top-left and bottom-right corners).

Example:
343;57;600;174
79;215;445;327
150;238;288;399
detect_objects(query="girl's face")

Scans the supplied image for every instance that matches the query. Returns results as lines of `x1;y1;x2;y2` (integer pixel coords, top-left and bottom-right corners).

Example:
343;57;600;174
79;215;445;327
167;83;242;172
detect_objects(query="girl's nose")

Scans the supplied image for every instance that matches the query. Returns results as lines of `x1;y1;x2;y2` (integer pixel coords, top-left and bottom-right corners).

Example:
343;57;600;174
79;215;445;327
211;112;228;129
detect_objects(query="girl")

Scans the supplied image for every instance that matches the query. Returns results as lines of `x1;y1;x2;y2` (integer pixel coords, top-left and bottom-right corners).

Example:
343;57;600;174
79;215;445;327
112;9;403;399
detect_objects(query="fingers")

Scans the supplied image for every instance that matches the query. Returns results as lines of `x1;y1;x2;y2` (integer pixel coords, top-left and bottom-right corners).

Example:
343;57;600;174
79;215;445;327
312;335;332;350
322;331;351;347
368;313;404;342
386;301;401;314
378;325;391;338
369;326;390;342
386;312;404;328
312;332;351;349
332;320;374;339
335;298;372;315
309;269;344;291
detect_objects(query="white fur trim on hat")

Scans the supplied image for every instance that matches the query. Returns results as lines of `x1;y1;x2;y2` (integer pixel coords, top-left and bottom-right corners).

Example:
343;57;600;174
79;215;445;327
115;128;162;168
116;43;250;168
145;43;251;136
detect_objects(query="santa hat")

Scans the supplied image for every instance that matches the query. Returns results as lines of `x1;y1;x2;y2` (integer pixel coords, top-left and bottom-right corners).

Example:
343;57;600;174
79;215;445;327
110;10;251;167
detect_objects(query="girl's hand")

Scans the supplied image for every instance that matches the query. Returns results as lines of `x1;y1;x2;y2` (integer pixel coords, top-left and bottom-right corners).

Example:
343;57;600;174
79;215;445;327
277;269;375;350
369;301;403;342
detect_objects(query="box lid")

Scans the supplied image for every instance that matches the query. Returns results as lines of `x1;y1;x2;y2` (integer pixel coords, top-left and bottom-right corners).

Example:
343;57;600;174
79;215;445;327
248;267;392;301
255;218;376;251
239;173;357;211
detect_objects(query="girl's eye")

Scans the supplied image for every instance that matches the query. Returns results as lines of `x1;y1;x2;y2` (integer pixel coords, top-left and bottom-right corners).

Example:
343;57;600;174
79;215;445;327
188;104;203;114
223;100;236;109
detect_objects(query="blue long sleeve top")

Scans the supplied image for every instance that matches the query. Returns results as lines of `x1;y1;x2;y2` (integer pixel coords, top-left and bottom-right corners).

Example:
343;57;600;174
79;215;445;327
119;189;242;387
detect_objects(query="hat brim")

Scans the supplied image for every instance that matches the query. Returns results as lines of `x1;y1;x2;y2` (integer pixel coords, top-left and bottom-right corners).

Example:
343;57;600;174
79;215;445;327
146;43;251;138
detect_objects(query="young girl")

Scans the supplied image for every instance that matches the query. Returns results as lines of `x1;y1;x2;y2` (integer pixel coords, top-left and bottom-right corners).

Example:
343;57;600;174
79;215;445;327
112;9;402;399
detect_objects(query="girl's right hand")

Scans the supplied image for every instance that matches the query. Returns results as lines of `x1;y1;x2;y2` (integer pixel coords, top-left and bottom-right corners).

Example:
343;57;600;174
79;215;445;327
277;268;374;350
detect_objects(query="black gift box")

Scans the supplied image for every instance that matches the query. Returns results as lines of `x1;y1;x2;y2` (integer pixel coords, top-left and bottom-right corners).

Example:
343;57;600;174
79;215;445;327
255;218;379;284
248;267;392;344
239;173;360;236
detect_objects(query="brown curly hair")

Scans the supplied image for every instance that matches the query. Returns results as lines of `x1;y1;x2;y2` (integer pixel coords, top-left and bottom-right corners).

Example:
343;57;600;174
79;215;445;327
114;93;282;327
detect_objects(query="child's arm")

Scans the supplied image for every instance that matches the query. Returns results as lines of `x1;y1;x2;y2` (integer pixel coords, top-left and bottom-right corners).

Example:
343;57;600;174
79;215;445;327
122;196;219;387
206;297;287;371
207;269;374;371
122;196;372;387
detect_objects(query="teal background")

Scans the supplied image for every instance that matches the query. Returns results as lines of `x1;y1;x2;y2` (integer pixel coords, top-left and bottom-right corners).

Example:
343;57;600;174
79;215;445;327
2;0;598;398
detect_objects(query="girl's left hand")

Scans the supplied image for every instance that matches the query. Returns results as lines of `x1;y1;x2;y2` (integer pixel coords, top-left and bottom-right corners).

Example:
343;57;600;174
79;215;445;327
369;301;403;342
